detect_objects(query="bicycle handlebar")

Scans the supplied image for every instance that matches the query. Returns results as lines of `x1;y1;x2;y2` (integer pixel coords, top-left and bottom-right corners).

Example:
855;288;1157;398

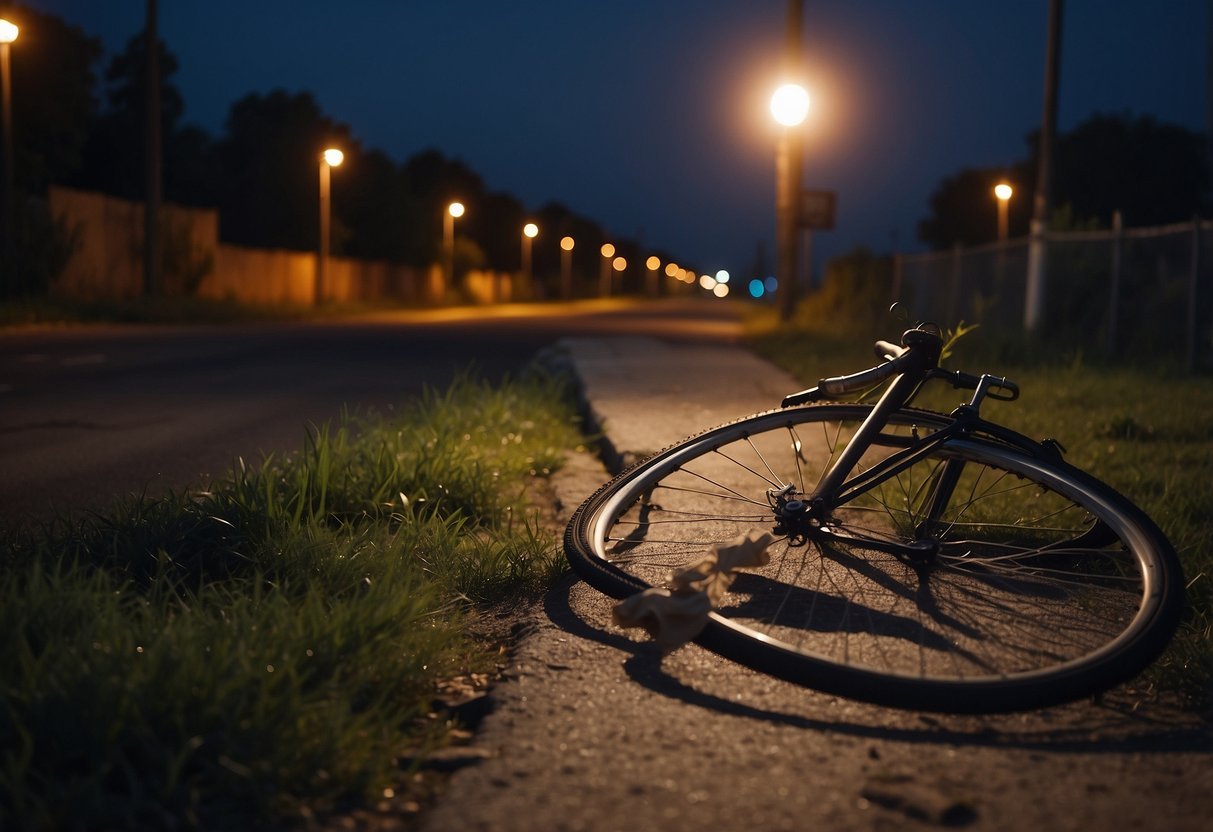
780;328;1019;407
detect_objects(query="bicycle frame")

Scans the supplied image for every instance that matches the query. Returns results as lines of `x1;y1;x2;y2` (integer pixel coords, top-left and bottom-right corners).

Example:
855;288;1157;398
776;327;1030;559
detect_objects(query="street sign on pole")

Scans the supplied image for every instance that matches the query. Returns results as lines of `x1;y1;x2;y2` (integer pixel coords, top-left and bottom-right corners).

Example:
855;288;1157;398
799;189;836;230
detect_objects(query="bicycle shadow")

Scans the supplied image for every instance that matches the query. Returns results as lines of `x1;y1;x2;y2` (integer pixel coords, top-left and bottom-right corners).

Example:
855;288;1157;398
543;575;1210;754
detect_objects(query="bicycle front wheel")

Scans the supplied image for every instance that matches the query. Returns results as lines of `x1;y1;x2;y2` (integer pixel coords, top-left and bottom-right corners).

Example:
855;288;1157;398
564;404;1184;713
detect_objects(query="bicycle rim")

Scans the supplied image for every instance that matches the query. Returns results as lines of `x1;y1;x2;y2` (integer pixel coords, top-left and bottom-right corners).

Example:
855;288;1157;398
564;404;1183;712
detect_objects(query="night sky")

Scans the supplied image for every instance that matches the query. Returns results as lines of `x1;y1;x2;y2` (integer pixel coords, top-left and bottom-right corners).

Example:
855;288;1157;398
14;0;1209;276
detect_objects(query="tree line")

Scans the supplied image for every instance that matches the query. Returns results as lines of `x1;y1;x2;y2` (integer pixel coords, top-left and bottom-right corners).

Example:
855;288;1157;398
918;113;1210;249
1;4;660;297
3;4;1208;299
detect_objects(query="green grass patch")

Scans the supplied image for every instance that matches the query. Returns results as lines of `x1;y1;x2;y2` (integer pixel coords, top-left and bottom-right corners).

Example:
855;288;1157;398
748;315;1213;715
0;371;582;829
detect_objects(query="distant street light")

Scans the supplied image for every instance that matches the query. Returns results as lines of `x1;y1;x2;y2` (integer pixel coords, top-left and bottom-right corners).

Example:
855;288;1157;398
771;81;808;321
559;235;574;299
444;201;465;299
599;243;615;297
0;18;17;293
994;182;1013;242
612;256;627;292
645;255;661;297
316;147;343;305
520;221;538;301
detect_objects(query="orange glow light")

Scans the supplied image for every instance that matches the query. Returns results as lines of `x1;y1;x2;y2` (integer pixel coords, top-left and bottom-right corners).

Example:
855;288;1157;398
612;256;627;272
770;83;810;127
600;243;615;258
560;236;575;251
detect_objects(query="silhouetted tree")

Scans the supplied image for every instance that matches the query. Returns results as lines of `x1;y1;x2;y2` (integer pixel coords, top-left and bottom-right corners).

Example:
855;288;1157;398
1;4;102;191
1048;113;1210;227
917;166;1031;249
334;147;422;263
70;30;219;206
919;113;1210;249
216;90;354;250
402;148;488;265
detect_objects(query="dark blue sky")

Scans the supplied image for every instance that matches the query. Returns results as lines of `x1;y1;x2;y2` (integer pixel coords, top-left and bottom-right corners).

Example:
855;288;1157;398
17;0;1209;275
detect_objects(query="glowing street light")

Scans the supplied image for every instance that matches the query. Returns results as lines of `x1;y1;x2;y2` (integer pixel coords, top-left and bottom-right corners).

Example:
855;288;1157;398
560;235;575;299
645;255;661;297
316;147;343;305
994;182;1013;242
599;242;615;297
770;83;810;127
771;80;809;321
444;201;464;298
521;221;538;298
0;18;17;287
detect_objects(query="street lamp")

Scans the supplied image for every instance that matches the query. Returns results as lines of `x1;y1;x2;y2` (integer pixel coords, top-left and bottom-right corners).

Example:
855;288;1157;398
521;222;538;300
612;255;627;293
316;147;343;305
994;182;1013;242
771;81;808;321
559;235;574;299
770;83;810;127
444;201;464;299
645;255;661;297
599;242;615;297
0;18;17;289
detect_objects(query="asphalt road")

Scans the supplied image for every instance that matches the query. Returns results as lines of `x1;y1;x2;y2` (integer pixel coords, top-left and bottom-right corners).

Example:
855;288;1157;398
0;298;741;525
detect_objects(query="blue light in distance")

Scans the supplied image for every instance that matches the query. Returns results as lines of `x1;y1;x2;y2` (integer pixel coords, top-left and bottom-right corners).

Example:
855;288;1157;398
748;279;764;298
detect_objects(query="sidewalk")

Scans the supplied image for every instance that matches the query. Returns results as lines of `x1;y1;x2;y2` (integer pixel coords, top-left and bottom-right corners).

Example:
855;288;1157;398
422;335;1213;832
549;335;803;472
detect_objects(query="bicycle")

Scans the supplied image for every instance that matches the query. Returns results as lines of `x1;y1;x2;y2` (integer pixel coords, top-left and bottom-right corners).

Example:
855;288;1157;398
563;325;1185;713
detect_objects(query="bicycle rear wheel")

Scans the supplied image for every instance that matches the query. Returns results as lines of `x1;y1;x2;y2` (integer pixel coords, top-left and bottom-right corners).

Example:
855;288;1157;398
564;404;1184;713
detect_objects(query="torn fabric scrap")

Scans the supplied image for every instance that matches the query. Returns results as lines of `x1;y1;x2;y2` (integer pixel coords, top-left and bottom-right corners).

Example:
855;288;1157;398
612;530;777;651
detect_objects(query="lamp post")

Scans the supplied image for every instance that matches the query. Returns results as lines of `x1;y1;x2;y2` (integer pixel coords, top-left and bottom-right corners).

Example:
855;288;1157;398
316;147;343;305
994;182;1013;242
521;221;538;300
0;18;17;291
599;243;615;297
645;255;661;297
560;235;574;299
612;256;627;294
444;201;464;300
771;81;808;322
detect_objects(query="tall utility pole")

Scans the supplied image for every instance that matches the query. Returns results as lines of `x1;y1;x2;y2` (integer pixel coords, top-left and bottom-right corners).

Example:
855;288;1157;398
776;0;804;321
1024;0;1063;330
144;0;162;297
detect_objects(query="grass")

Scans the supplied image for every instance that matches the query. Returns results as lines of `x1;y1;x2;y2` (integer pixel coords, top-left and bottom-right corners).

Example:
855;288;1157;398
0;371;583;829
747;312;1213;715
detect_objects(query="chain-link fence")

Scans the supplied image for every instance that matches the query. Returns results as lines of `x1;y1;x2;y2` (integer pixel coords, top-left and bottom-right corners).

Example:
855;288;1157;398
894;218;1213;370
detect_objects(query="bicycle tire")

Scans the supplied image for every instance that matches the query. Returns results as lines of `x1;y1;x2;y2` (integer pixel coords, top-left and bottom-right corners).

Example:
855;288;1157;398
564;404;1184;713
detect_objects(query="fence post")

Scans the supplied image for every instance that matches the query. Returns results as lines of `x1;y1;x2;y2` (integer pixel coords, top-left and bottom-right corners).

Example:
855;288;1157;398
1188;215;1200;372
1106;210;1123;354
